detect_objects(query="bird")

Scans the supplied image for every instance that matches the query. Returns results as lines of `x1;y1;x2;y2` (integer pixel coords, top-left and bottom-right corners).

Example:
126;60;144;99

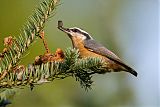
57;21;137;77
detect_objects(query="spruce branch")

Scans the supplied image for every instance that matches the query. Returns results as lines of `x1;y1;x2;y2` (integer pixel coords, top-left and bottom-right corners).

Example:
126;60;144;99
0;0;60;77
0;48;104;90
0;0;107;90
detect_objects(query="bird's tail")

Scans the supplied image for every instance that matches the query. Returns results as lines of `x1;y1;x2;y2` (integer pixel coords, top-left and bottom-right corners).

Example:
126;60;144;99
112;59;138;77
103;54;138;77
124;65;138;77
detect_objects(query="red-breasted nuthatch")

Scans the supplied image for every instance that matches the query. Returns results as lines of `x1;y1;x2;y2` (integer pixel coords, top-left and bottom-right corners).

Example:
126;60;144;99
58;21;137;77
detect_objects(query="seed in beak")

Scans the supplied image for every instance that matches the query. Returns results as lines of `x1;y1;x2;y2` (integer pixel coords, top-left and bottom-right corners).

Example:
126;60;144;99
58;20;63;28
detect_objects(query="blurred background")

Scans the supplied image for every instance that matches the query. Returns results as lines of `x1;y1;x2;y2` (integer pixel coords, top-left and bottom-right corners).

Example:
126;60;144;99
0;0;159;107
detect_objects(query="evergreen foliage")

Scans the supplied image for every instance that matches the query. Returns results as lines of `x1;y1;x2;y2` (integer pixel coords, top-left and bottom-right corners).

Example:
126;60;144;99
0;47;104;89
0;0;59;75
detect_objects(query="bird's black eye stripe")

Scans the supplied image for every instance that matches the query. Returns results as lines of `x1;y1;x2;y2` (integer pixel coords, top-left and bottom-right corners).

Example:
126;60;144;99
71;29;79;32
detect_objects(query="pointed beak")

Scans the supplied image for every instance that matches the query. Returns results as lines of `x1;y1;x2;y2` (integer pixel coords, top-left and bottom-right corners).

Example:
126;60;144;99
58;21;71;35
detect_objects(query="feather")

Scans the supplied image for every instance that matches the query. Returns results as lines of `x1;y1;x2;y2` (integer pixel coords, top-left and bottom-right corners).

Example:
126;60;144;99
84;39;137;77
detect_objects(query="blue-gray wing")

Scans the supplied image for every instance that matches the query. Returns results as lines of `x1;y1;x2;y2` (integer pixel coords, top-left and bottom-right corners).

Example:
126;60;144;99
84;39;137;77
84;39;123;63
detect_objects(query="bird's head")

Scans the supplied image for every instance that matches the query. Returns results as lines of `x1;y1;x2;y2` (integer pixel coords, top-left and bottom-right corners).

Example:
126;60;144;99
58;21;93;41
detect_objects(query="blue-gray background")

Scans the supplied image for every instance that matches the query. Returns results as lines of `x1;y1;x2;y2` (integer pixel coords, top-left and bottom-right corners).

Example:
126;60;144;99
0;0;159;107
